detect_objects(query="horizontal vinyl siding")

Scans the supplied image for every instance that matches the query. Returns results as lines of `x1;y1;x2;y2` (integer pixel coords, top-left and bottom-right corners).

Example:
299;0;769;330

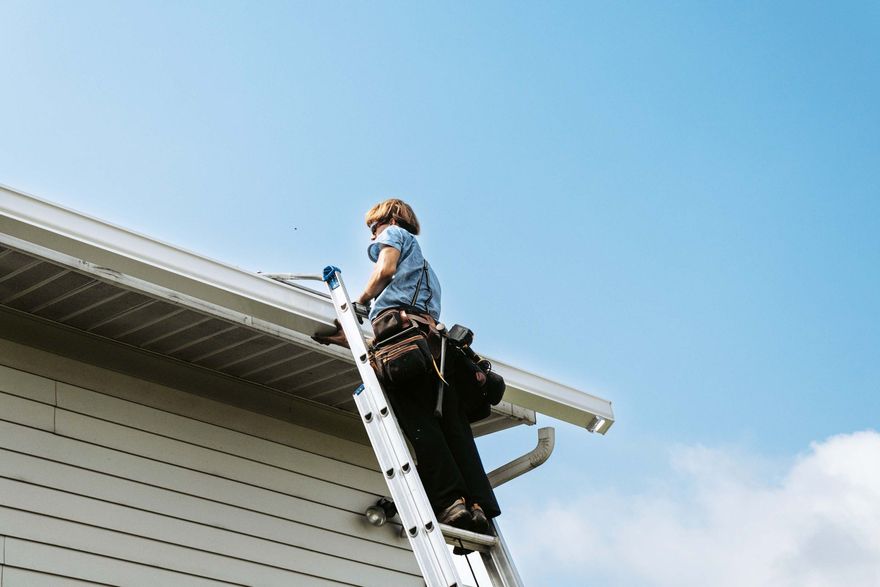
3;538;234;586
0;350;422;586
3;566;109;586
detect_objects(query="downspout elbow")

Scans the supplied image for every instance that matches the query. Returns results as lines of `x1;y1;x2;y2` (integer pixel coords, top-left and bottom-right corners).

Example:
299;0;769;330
487;426;555;488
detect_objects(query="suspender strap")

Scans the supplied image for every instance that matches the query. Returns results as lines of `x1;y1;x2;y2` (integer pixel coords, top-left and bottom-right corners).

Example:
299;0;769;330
410;260;430;312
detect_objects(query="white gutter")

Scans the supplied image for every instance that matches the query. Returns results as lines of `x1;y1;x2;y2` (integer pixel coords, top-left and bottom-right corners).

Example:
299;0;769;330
0;183;614;433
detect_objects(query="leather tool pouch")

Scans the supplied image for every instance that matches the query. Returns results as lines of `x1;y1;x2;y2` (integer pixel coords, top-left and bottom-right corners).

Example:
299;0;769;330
371;309;411;343
370;326;433;386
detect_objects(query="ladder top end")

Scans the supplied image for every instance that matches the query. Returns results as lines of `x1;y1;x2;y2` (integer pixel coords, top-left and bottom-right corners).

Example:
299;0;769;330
322;265;342;288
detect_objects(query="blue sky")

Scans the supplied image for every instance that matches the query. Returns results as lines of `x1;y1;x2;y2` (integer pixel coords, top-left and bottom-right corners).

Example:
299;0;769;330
2;2;878;585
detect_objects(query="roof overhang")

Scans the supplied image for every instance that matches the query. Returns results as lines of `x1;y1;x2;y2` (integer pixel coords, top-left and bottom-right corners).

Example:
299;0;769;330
0;184;614;435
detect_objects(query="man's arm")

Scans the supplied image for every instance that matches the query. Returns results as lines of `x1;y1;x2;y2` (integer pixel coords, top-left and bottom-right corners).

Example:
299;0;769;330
356;246;400;306
312;246;400;347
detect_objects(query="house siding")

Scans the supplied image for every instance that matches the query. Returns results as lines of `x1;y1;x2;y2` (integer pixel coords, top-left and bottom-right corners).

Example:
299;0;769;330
0;338;421;586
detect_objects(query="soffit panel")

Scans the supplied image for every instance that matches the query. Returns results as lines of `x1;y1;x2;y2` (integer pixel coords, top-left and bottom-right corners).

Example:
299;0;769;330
0;242;530;435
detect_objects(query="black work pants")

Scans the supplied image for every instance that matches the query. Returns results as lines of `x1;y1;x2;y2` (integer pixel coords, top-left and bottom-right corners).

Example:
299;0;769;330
386;372;500;518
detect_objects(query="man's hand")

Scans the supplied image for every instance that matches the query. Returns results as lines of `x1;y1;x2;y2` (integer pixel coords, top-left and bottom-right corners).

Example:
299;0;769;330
311;319;349;348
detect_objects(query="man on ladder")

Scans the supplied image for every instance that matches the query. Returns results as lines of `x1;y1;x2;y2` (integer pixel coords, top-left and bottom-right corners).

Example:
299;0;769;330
313;198;500;533
270;197;524;586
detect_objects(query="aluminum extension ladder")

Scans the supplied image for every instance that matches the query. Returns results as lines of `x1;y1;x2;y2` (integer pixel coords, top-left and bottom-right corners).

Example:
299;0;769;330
267;266;524;587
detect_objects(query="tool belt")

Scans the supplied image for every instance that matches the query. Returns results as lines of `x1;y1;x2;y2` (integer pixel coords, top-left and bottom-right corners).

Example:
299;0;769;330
370;308;442;386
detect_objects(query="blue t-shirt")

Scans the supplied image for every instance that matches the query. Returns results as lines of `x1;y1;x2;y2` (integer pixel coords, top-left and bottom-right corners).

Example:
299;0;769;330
367;225;442;321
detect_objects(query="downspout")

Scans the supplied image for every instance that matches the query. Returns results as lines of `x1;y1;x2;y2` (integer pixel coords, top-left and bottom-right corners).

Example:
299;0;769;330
488;426;555;488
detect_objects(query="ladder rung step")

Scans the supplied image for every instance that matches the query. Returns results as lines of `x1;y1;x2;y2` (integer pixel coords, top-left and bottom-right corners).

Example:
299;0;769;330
439;524;498;552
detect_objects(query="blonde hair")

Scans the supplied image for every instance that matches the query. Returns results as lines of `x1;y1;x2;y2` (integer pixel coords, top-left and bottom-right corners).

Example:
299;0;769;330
365;198;421;235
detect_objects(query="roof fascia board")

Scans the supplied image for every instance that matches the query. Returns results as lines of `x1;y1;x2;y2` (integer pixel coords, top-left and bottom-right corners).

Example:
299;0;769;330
1;184;336;337
494;366;614;431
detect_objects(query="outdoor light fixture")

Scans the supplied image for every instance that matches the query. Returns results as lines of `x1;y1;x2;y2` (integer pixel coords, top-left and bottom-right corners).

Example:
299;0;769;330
365;505;387;527
365;497;397;527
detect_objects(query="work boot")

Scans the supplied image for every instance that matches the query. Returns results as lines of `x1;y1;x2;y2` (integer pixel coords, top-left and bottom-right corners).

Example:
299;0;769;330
470;503;489;535
437;497;471;530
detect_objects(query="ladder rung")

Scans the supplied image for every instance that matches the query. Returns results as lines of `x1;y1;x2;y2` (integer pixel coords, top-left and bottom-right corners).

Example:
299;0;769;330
439;524;498;553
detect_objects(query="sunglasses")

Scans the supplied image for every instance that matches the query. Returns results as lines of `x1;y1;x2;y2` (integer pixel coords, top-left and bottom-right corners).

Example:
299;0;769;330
369;220;389;236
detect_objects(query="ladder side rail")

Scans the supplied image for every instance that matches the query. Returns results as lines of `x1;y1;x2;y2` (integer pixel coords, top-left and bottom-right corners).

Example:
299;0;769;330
366;388;459;573
352;388;450;582
323;267;463;587
479;521;525;587
343;332;458;575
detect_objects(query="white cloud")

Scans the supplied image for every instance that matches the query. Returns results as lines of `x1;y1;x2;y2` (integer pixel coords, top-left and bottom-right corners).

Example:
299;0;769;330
505;430;880;587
